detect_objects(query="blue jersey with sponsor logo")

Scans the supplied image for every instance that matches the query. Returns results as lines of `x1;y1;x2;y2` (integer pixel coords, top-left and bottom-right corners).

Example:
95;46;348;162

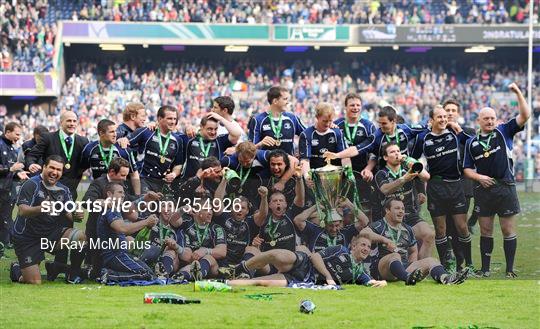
248;111;306;155
463;118;524;183
298;126;346;170
334;117;376;171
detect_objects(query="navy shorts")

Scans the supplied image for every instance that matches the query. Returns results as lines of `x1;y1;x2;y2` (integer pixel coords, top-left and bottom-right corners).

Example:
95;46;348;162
13;226;67;269
473;183;520;217
427;179;469;218
283;251;314;284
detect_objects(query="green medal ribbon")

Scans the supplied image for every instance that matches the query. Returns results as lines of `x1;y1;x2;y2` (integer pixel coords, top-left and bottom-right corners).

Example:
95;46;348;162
195;224;210;248
98;143;115;168
325;234;337;247
198;136;212;157
351;257;365;282
157;128;172;158
268;113;283;140
384;219;402;246
344;120;360;145
386;165;403;180
266;216;280;241
477;131;495;151
384;128;400;146
239;166;252;188
59;130;75;163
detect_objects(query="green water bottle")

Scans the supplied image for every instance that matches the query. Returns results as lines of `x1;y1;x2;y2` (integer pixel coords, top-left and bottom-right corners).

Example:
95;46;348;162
194;280;233;292
144;293;200;304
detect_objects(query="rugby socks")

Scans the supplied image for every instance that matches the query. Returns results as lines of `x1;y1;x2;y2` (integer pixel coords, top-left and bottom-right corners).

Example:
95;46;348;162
234;261;254;278
429;265;447;283
69;248;86;279
199;259;211;278
435;237;449;266
503;235;517;273
161;255;174;275
480;236;494;272
389;260;409;282
54;248;69;270
179;270;191;281
458;234;473;266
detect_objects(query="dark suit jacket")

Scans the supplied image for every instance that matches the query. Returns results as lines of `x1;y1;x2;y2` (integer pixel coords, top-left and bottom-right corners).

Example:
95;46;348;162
25;130;89;192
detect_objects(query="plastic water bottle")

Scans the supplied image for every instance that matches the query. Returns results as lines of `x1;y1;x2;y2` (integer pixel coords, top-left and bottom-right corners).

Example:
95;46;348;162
194;280;233;292
144;293;200;304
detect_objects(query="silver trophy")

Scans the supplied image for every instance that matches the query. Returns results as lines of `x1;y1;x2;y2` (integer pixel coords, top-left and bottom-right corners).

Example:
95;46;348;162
310;164;356;226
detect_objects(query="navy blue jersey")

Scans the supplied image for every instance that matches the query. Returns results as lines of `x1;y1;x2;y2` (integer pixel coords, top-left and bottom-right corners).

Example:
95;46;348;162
258;205;303;252
116;123;134;139
317;245;372;285
300;221;358;252
374;165;418;215
214;214;255;264
182;222;226;251
181;134;233;178
298;126;346;169
128;128;184;179
0;136;19;190
96;211;127;263
248;111;306;155
464;118;524;183
357;124;425;168
334;118;376;171
21;139;36;156
370;219;416;265
412;129;471;180
221;149;271;178
13;175;73;238
81;141;138;179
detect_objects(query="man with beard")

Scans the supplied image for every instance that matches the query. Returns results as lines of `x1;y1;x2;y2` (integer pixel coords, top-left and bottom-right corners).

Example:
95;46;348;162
10;155;86;284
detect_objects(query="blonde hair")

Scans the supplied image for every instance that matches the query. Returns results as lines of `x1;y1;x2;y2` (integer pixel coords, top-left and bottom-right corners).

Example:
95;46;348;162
236;141;257;158
315;102;335;118
122;102;145;122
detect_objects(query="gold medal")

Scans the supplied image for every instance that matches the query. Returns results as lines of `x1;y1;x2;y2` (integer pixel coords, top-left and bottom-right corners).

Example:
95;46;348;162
399;194;404;200
238;188;243;194
484;151;490;158
65;163;71;170
269;240;276;247
275;140;281;146
160;156;166;164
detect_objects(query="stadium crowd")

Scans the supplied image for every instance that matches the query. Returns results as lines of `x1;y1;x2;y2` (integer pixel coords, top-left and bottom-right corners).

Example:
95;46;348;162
1;0;537;72
1;83;531;287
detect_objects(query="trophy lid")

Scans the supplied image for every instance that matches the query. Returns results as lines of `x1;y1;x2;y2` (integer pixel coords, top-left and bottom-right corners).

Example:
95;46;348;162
312;163;341;173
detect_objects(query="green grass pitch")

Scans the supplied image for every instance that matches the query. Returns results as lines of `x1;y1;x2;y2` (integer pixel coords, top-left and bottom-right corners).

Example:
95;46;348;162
1;192;539;329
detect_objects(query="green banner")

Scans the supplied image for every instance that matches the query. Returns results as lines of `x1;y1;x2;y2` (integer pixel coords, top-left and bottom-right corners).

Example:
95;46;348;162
273;25;350;41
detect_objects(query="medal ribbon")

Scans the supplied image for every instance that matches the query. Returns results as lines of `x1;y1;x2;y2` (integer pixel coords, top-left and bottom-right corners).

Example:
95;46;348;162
157;128;172;158
266;216;280;242
268;113;283;140
325;234;337;247
98;143;115;168
351;257;365;282
198;136;212;157
59;130;75;163
386;165;403;180
239;166;252;188
384;219;402;246
344;120;360;145
195;224;210;248
477;131;495;151
384;128;400;146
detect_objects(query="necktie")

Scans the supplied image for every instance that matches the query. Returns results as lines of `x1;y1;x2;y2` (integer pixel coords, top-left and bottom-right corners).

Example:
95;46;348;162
65;136;72;145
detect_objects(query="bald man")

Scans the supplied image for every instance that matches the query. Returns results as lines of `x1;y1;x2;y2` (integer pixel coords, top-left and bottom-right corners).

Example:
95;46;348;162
26;111;89;199
463;83;530;278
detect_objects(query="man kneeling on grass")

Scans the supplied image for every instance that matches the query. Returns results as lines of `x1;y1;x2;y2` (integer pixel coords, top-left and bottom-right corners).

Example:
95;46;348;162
370;198;469;285
97;182;158;283
226;235;386;287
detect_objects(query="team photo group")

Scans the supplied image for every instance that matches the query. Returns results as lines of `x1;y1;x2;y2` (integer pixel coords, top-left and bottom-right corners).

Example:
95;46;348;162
0;82;530;288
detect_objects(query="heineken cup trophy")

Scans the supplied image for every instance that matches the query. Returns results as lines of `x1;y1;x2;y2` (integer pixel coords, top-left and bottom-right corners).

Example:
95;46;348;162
309;163;356;227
